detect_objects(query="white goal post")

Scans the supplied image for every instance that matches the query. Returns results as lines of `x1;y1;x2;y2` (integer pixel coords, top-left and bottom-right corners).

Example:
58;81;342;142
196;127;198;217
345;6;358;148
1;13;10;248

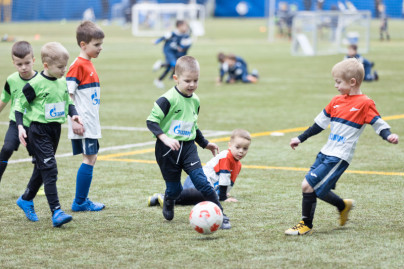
132;3;205;37
291;10;371;56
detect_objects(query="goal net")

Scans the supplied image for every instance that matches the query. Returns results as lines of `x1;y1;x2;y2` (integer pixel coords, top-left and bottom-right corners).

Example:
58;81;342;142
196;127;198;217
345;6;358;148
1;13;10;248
291;10;371;56
131;3;205;37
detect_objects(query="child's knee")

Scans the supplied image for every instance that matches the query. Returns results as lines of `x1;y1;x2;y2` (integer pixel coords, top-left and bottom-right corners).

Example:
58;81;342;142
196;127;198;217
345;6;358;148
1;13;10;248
0;145;15;160
302;178;314;193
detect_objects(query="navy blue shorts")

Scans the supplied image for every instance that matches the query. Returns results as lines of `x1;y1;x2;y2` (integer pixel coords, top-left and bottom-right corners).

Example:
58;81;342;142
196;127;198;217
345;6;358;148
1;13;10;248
305;152;349;198
71;138;99;155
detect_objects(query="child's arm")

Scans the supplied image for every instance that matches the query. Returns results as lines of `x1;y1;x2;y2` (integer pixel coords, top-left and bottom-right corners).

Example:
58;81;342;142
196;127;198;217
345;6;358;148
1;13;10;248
154;32;172;45
367;102;399;144
195;128;219;156
0;100;7;113
290;123;324;150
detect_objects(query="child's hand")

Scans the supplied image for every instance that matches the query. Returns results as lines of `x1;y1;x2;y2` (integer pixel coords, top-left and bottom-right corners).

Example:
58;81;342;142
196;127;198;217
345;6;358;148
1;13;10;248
205;142;219;156
290;137;301;150
387;133;399;144
158;134;180;151
71;115;85;136
225;197;238;203
18;125;27;147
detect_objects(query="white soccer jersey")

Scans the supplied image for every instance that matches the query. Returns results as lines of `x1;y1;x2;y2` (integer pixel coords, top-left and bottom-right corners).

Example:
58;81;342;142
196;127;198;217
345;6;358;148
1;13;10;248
66;57;101;139
315;94;390;163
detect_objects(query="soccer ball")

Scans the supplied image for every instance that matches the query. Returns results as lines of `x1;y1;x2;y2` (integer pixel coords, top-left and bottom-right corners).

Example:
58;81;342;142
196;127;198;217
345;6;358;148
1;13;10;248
189;201;223;235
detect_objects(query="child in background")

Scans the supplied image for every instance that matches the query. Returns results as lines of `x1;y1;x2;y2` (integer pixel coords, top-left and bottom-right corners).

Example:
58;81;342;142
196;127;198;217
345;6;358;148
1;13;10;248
224;54;258;84
345;44;378;82
66;21;105;212
146;55;231;229
148;129;251;207
0;41;38;184
378;3;390;41
16;42;84;227
152;20;192;89
285;58;398;235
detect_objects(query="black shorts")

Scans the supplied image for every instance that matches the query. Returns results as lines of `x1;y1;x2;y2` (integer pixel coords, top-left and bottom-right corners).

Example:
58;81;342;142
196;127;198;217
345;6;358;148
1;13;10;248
29;122;61;170
155;139;203;182
3;120;29;152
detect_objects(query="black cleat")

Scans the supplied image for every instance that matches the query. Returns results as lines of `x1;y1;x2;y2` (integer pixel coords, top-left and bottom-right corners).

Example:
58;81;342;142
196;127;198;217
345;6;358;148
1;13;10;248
221;215;231;229
374;71;379;81
162;196;175;221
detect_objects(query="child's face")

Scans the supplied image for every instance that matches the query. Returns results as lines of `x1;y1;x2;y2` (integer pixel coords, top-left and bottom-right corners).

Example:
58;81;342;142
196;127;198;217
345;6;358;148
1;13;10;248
173;70;199;96
178;23;188;34
229;136;250;161
81;38;103;59
12;53;35;80
347;47;356;57
45;58;68;79
225;58;236;67
334;76;356;95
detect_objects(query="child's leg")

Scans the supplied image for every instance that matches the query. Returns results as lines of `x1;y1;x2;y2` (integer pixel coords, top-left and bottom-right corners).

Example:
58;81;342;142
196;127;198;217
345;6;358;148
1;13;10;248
0;121;21;181
175;187;205;205
301;179;317;229
22;166;43;200
158;51;176;81
75;154;97;204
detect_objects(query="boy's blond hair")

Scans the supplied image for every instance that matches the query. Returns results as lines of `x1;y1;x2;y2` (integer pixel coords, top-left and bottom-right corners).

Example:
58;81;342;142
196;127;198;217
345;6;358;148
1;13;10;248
231;129;251;142
174;55;200;76
76;20;105;46
41;42;69;64
331;58;364;86
12;41;34;59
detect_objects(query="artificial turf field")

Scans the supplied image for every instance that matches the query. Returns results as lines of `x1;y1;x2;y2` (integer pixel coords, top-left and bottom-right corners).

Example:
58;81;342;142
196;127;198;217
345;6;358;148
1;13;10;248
0;19;403;268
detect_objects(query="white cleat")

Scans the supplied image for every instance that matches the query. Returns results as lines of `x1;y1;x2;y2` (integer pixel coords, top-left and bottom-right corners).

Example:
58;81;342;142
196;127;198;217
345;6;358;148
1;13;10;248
152;60;163;72
153;79;164;89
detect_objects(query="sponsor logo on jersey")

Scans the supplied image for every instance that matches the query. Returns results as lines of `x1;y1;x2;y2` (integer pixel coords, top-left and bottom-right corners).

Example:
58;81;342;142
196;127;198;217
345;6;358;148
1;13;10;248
333;105;340;108
329;132;346;143
168;120;193;137
91;89;100;105
350;107;360;112
174;109;181;114
45;101;65;119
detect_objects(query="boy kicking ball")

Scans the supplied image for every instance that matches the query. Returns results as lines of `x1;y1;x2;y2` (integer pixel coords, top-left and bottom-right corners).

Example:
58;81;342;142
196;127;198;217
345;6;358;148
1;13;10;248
146;55;231;229
148;129;251;206
285;58;398;235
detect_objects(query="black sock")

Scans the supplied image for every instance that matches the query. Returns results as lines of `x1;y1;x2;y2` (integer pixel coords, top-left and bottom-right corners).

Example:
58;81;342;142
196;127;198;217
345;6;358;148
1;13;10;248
302;192;317;228
176;188;205;205
158;66;173;81
320;191;345;211
0;162;7;182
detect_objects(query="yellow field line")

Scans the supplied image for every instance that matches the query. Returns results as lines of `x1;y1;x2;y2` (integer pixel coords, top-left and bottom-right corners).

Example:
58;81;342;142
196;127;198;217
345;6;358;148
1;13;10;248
99;158;404;176
98;113;404;176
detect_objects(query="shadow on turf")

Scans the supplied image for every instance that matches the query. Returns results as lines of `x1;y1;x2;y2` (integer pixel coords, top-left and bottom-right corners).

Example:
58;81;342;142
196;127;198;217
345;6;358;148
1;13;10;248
195;235;224;241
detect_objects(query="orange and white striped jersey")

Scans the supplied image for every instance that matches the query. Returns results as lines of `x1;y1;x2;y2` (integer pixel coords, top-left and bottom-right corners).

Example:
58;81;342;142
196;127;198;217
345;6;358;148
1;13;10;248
66;57;101;139
203;149;242;195
315;94;390;163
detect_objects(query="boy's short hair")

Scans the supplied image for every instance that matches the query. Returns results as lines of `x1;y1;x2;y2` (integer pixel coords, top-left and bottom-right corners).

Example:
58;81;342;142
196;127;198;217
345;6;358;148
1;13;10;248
348;44;358;51
217;52;225;63
175;20;185;27
174;55;199;76
231;129;251;142
76;21;105;46
226;54;237;61
331;58;364;86
41;42;69;64
12;41;34;59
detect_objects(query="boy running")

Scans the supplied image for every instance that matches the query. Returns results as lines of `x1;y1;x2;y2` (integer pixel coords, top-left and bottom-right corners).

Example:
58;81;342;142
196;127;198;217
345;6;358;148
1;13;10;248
285;58;398;235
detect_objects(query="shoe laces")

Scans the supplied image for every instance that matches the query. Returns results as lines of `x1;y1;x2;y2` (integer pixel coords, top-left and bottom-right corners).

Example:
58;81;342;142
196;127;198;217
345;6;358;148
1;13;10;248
27;205;35;215
292;222;305;230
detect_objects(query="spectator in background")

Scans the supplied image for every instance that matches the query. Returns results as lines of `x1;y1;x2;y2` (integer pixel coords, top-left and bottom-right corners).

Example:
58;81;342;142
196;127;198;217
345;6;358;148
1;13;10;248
378;3;390;41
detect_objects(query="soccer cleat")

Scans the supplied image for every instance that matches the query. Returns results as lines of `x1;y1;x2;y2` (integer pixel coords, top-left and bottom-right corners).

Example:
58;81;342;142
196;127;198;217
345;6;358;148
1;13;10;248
157;194;164;207
285;221;312;235
71;198;105;212
148;193;159;206
152;60;162;72
221;215;231;229
16;196;39;222
374;71;379;81
52;209;72;227
162;195;175;221
340;199;355;226
153;79;164;89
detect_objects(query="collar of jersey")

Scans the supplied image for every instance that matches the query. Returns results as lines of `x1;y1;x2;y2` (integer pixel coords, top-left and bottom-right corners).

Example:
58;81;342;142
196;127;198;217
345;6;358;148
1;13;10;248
175;86;193;98
19;71;38;81
40;71;57;81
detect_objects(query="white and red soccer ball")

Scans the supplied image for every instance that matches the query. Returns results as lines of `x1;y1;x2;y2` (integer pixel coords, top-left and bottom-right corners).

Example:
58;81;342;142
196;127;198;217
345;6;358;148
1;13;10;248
189;201;223;235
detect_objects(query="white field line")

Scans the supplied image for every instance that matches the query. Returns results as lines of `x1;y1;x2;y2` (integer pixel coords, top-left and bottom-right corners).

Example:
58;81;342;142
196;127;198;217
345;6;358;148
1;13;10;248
7;130;232;164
